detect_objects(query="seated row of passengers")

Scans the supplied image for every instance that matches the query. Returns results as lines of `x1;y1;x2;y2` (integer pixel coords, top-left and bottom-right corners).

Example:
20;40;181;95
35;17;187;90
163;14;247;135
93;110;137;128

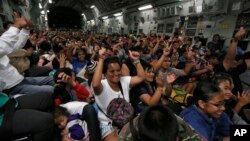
1;12;250;141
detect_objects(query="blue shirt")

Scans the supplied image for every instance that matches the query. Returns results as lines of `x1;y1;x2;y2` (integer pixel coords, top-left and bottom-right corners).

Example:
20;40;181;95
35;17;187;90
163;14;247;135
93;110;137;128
72;58;88;74
179;105;231;141
67;114;85;140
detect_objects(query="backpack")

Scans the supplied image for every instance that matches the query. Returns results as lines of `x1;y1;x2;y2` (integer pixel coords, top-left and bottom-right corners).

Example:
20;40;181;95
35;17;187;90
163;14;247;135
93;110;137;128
96;82;134;129
168;85;193;108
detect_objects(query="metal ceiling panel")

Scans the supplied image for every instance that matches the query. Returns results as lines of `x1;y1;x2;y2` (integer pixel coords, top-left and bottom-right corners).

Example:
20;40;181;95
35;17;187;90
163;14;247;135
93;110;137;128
35;0;146;19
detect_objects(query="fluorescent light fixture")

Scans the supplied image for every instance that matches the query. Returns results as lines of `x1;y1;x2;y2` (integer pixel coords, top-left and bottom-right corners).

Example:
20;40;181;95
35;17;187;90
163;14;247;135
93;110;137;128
81;13;86;19
90;5;95;8
39;3;42;9
113;12;122;17
49;0;52;3
40;10;45;14
138;4;153;11
47;10;50;13
102;16;108;20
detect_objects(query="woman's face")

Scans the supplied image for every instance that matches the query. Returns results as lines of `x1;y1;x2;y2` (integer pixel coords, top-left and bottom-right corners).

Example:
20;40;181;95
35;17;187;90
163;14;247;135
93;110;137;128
172;52;179;60
218;80;233;100
105;63;121;84
199;93;225;119
145;68;155;82
173;42;180;49
162;57;171;69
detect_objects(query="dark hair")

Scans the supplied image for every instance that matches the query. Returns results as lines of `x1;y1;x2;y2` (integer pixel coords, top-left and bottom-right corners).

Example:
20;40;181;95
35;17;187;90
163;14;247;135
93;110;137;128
173;32;179;37
23;39;35;50
211;73;233;87
193;82;222;106
141;62;153;72
40;41;52;52
194;36;200;40
52;43;63;54
52;58;60;70
213;34;220;38
243;51;250;60
103;56;121;74
155;49;163;60
75;48;86;58
172;41;180;45
138;105;178;141
54;68;73;84
3;21;13;30
206;53;219;60
53;68;74;104
53;106;69;119
164;35;170;40
129;46;143;52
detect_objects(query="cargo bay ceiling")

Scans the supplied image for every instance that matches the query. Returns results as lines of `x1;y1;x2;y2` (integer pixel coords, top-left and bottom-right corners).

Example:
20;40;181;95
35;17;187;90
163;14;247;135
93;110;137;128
43;0;144;20
30;0;183;28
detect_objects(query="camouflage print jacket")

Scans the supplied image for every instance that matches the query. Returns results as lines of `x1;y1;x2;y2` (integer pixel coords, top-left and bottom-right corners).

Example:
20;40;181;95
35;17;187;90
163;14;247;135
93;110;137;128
118;115;206;141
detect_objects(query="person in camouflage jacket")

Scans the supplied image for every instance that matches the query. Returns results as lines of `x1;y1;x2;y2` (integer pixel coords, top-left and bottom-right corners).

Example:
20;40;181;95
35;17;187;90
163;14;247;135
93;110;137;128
118;106;206;141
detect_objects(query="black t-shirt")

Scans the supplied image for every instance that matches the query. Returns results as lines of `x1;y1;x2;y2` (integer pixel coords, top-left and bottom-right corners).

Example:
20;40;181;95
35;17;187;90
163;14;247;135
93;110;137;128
207;41;222;52
130;82;155;114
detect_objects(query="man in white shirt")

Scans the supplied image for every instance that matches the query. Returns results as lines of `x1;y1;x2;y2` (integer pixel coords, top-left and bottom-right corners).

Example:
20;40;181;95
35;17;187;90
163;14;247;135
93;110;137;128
0;12;54;96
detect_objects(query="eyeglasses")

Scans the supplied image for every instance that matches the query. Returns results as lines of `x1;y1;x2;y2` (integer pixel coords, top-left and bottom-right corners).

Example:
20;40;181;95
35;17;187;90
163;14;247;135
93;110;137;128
207;101;225;108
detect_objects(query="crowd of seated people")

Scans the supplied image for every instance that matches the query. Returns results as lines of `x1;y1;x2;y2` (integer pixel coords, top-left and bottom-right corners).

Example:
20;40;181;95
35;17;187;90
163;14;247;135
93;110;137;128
1;12;250;141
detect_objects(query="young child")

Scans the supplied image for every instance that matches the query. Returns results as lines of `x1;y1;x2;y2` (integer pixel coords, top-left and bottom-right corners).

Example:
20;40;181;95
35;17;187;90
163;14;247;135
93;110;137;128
54;106;89;141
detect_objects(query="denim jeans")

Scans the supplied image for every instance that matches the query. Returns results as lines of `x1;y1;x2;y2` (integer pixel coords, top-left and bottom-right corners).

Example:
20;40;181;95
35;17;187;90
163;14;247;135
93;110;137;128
9;76;54;96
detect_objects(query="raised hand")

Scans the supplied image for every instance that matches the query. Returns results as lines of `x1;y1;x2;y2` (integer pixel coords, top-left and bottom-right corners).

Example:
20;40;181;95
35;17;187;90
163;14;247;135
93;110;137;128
129;50;140;61
59;53;66;67
163;46;171;57
237;90;250;107
99;47;107;59
57;72;75;87
234;27;247;41
160;34;165;42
